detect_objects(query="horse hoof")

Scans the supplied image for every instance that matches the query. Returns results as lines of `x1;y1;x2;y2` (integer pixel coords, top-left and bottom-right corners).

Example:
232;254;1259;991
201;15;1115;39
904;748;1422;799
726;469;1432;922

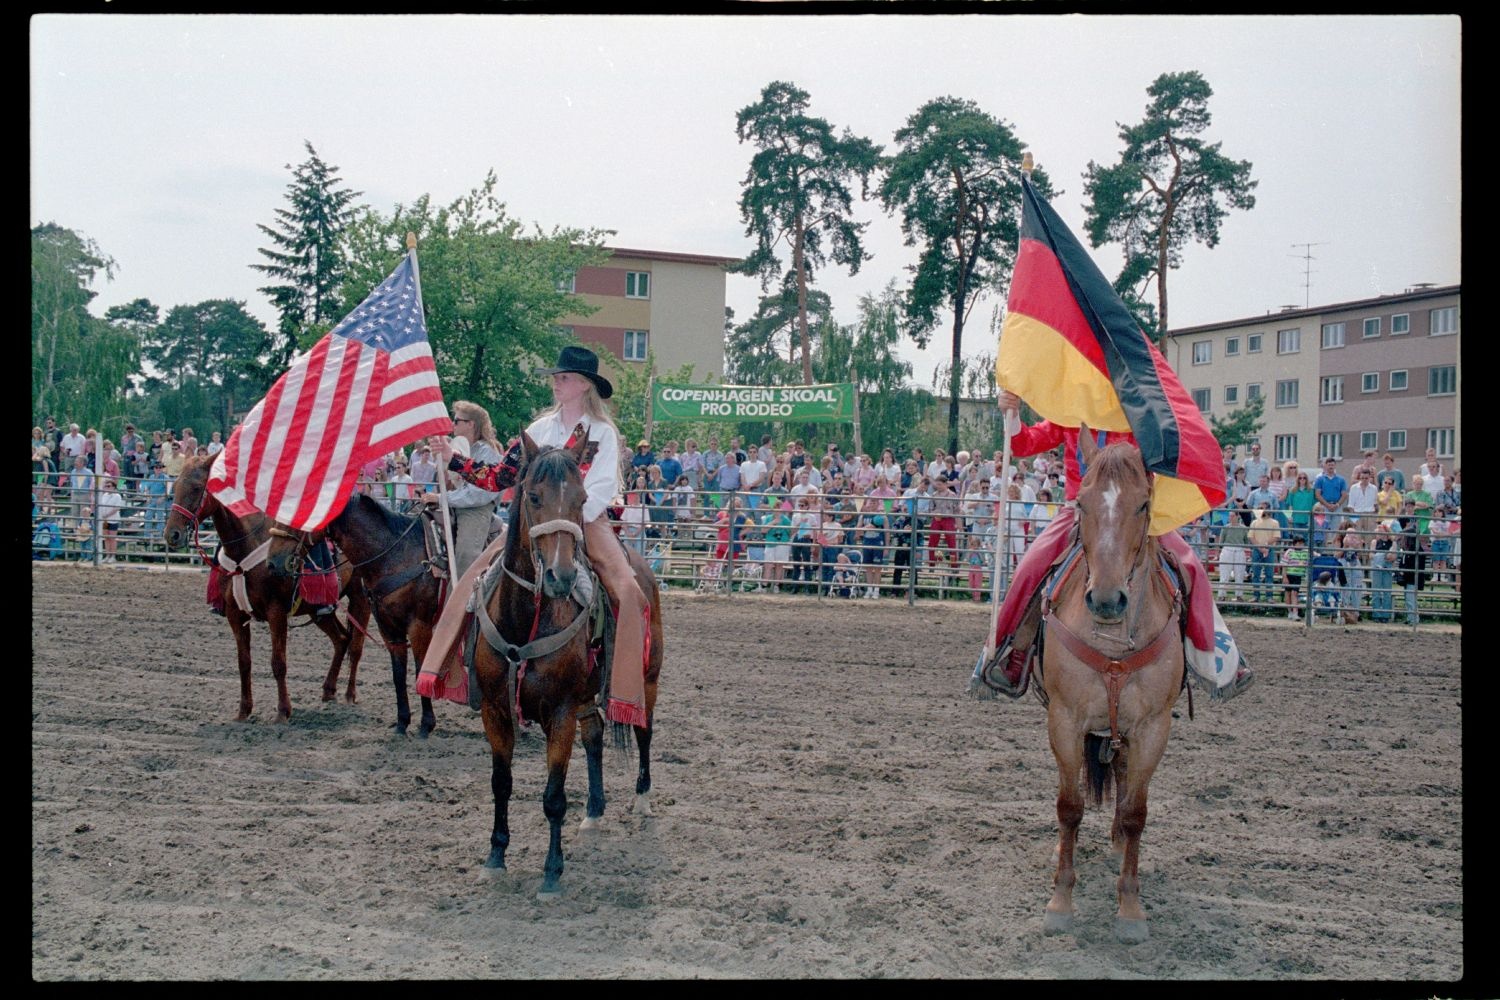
1114;917;1149;944
537;881;562;901
579;815;602;833
344;693;358;705
481;853;506;874
630;793;654;817
1042;909;1074;935
393;723;408;736
321;690;337;703
417;727;433;740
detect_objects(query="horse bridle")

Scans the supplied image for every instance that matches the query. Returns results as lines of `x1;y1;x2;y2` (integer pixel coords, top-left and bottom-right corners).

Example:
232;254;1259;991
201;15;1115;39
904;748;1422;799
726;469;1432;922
172;485;255;564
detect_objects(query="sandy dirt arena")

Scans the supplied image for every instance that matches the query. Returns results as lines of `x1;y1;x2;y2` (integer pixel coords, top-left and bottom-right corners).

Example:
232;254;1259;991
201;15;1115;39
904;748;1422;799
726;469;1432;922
32;564;1464;982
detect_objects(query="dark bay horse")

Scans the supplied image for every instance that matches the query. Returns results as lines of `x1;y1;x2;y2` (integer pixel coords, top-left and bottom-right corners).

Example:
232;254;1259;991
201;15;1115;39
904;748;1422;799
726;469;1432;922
475;432;663;898
269;493;444;737
1037;430;1186;944
164;455;369;722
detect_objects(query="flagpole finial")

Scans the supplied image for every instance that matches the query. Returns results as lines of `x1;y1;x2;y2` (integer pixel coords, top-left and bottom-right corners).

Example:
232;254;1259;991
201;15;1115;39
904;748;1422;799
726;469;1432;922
405;232;417;251
1022;152;1034;176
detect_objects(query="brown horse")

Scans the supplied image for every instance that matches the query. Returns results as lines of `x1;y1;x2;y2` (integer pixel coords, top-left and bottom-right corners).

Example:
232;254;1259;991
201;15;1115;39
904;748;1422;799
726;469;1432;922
164;455;370;722
1037;431;1185;943
474;433;663;898
268;493;444;737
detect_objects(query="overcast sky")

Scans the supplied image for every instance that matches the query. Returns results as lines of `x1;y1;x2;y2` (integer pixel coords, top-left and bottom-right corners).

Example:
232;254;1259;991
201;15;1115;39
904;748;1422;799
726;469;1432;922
31;13;1460;389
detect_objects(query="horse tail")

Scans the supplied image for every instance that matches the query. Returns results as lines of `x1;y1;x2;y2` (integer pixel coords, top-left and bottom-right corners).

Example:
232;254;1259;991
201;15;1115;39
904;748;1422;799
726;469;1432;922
1083;733;1114;807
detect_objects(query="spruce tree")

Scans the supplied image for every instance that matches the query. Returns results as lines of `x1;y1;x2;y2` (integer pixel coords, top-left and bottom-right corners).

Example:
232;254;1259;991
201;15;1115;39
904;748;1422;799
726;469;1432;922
252;141;362;366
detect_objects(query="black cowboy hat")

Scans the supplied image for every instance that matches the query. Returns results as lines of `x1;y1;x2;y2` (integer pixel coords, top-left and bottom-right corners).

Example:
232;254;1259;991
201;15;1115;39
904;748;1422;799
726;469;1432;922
534;344;613;399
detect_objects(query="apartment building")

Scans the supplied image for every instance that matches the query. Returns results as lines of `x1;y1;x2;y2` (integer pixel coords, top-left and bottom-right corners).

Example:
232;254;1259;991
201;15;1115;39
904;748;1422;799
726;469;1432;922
557;246;736;381
1167;284;1460;472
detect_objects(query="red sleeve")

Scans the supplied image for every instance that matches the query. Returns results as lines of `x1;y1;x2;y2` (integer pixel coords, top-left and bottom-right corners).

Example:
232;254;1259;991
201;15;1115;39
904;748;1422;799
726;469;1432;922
1008;419;1066;459
448;437;523;493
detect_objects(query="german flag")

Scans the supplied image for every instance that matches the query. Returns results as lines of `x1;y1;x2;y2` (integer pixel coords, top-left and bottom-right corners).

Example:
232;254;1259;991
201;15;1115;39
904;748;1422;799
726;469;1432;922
996;175;1226;534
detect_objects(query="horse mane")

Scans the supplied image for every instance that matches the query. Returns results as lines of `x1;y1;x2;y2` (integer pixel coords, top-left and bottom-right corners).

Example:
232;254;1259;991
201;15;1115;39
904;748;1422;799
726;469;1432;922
503;446;583;563
351;491;419;535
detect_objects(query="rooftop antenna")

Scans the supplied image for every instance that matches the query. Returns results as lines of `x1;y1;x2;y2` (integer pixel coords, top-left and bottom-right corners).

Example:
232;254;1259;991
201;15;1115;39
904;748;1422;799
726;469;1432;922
1289;242;1328;308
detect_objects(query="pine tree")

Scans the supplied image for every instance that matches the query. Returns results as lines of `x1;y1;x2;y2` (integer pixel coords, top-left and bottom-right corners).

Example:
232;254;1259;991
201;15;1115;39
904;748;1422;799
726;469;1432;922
251;141;362;367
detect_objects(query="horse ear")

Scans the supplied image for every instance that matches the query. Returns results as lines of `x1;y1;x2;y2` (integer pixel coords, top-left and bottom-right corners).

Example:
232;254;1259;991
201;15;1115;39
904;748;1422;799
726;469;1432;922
569;424;589;464
520;431;540;467
1078;422;1100;465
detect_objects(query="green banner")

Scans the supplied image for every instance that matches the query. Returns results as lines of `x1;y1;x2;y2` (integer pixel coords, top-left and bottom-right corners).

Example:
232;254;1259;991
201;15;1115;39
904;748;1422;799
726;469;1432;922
651;382;856;422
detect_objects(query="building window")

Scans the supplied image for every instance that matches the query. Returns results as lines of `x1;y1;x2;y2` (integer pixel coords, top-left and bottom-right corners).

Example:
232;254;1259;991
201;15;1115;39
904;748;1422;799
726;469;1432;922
1192;341;1212;365
1427;427;1454;457
1247;333;1263;354
1224;385;1239;405
1225;337;1240;357
1320;375;1344;405
625;271;650;299
1277;328;1301;354
623;329;649;362
1389;429;1408;451
1428;364;1456;396
1246;382;1262;401
1274;434;1298;463
1320;322;1346;349
1362;317;1380;339
1361;372;1379;393
1391;313;1410;336
1275;379;1299;408
556;272;575;294
1318;433;1343;462
1389;369;1408;392
1429;306;1457;336
1359;431;1378;452
1191;387;1211;411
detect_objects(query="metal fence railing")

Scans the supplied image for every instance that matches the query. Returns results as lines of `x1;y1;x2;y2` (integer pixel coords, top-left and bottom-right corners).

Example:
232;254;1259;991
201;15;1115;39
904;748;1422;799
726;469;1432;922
31;473;1459;626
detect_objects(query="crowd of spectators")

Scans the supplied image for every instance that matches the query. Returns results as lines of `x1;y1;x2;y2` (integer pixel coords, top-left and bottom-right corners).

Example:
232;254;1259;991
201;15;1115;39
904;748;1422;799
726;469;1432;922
30;416;1462;624
1193;443;1460;623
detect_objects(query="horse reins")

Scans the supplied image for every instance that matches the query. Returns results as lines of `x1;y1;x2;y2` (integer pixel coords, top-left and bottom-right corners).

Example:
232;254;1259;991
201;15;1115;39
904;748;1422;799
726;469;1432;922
475;492;594;724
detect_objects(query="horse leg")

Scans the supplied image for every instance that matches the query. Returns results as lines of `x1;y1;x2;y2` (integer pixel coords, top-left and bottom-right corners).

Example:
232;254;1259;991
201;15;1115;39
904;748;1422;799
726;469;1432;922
227;605;254;721
389;640;413;736
314;610;352;703
1113;713;1171;944
412;623;436;738
480;698;514;873
538;708;579;898
578;709;606;831
1044;706;1086;934
342;590;370;703
631;713;654;816
631;577;662;817
267;607;293;722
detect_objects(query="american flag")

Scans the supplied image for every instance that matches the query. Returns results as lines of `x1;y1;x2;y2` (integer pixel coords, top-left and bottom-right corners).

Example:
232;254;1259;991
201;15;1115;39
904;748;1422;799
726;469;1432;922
209;251;450;531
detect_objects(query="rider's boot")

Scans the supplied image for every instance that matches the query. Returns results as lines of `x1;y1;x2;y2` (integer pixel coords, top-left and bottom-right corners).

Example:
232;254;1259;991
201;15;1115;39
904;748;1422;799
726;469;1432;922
976;591;1045;699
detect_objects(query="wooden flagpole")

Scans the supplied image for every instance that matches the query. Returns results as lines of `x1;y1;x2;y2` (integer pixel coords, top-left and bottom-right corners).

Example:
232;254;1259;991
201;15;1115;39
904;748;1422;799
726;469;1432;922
410;231;460;577
982;153;1032;660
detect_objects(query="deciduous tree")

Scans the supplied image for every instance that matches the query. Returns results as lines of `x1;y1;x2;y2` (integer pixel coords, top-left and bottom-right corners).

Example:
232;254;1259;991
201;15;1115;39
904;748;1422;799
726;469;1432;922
31;223;139;428
342;172;611;434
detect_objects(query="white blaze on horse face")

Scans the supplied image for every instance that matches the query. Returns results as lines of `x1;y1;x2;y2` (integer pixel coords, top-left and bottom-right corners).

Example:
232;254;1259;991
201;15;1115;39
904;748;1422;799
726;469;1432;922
1100;480;1122;526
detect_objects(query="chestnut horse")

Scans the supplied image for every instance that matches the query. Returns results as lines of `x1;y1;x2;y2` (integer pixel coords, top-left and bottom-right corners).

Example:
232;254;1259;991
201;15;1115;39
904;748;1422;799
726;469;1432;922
1037;431;1185;944
164;456;369;722
269;493;444;738
475;433;663;898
